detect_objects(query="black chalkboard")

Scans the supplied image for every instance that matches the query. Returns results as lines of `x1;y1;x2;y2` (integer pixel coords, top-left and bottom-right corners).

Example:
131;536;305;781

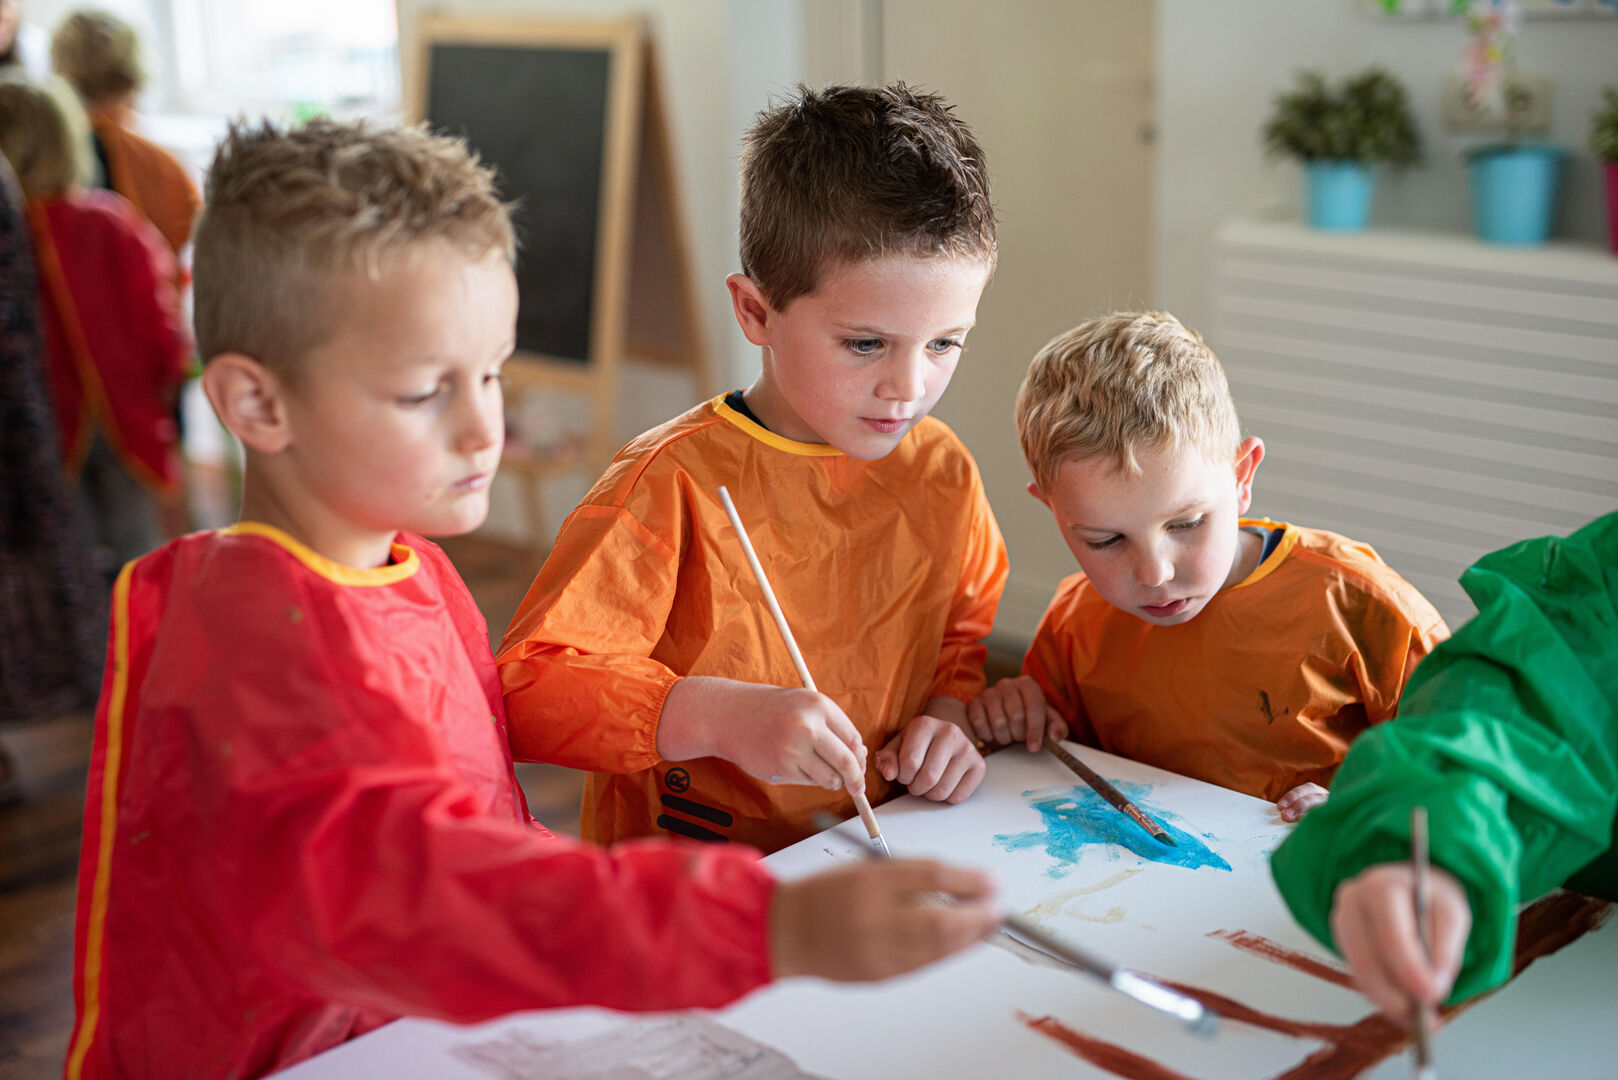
426;43;610;364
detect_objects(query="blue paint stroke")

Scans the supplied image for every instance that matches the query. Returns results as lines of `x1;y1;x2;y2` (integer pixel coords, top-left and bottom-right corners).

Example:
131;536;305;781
993;782;1231;878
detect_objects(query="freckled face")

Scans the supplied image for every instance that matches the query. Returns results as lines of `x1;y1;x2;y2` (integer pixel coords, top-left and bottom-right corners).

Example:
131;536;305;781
1034;440;1261;627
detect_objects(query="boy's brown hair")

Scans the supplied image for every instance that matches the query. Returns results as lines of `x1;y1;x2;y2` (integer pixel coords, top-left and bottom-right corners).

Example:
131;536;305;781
738;82;996;308
1016;311;1242;491
193;117;514;371
0;79;86;199
51;10;143;105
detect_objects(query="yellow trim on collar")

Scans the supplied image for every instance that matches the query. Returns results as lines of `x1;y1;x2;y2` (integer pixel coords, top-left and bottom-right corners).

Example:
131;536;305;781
1229;517;1298;591
220;522;420;585
711;394;844;457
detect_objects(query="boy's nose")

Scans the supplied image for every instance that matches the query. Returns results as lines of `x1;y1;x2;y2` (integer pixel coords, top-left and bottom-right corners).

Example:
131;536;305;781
456;386;503;455
1134;549;1173;588
876;350;928;403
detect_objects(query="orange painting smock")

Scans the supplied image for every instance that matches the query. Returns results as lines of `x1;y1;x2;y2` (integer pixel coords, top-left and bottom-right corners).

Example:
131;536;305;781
1023;520;1448;802
498;397;1008;852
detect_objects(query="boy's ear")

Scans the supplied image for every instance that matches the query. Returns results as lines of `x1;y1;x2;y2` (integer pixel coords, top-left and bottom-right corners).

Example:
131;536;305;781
1233;436;1265;515
201;353;292;454
1026;481;1052;509
726;273;774;347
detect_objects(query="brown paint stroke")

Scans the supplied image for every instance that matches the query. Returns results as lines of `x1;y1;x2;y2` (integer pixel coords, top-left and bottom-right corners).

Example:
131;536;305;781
1016;1013;1200;1080
1022;891;1612;1080
1205;928;1355;990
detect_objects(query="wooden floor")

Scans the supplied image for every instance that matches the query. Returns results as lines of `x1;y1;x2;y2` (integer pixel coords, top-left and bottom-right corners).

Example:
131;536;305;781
0;531;1020;1079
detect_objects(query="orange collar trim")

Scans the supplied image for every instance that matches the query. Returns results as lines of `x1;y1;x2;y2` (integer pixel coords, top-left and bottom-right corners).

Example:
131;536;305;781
1228;518;1299;591
220;522;420;586
711;395;844;457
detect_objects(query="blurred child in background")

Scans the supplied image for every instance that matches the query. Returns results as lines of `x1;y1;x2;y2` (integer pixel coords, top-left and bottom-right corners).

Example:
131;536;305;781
51;9;199;264
0;79;187;576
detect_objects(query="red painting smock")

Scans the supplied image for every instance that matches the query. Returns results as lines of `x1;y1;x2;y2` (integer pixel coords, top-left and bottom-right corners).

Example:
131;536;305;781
498;397;1009;852
66;525;774;1080
27;190;188;495
1023;520;1449;802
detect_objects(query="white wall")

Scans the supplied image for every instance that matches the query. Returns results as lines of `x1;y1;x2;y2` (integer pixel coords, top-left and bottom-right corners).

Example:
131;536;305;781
872;2;1156;646
1155;0;1618;337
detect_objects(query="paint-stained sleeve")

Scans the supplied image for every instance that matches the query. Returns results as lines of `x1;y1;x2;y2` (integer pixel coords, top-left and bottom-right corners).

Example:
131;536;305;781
497;499;683;772
1020;580;1097;746
1272;512;1618;1001
929;469;1009;702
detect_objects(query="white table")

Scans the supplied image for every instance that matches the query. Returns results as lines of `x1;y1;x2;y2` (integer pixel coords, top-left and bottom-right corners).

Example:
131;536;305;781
279;746;1617;1079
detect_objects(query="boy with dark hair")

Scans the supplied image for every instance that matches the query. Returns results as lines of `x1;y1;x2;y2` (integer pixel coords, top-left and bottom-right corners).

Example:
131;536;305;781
499;83;1007;852
65;117;1000;1080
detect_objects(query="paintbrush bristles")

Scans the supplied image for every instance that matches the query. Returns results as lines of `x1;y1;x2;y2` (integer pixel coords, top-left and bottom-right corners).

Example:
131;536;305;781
1042;734;1176;847
716;486;887;850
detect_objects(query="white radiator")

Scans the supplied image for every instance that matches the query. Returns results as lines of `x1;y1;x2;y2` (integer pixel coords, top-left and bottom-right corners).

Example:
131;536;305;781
1212;217;1618;629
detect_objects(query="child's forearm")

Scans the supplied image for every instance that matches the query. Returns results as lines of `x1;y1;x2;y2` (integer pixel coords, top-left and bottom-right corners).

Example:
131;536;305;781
655;675;729;761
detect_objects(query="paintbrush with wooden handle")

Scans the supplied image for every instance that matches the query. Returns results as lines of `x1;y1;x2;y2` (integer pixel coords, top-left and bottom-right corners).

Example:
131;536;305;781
1043;734;1176;846
717;486;890;857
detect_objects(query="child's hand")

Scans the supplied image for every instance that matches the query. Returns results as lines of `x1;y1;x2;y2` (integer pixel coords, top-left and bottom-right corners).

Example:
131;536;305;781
1277;782;1329;821
873;714;986;803
966;676;1067;751
1330;862;1471;1025
657;677;868;795
769;859;999;981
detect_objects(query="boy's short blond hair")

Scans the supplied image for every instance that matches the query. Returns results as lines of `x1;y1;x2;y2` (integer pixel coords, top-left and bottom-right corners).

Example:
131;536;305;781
51;10;143;105
193;117;515;370
0;78;85;199
738;82;996;309
1016;311;1241;491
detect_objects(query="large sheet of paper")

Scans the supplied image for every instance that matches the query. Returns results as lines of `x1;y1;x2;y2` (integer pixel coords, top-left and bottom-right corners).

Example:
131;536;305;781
279;746;1616;1080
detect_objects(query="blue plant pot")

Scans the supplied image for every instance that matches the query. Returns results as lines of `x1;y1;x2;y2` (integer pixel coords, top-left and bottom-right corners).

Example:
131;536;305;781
1304;161;1376;231
1467;143;1565;246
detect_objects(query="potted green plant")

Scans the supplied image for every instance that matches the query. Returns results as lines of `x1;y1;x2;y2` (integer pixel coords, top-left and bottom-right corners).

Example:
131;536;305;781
1460;1;1564;246
1262;67;1422;232
1591;85;1618;256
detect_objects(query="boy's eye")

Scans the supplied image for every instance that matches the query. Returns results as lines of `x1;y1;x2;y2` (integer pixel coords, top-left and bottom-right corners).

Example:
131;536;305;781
397;387;441;407
1170;515;1207;532
845;338;884;356
929;337;964;355
1085;535;1123;551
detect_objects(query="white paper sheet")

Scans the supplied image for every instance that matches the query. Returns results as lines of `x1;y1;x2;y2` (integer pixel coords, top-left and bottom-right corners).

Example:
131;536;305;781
279;745;1616;1080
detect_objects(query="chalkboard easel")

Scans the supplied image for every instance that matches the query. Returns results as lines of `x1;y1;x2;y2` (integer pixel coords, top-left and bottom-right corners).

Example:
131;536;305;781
406;15;713;548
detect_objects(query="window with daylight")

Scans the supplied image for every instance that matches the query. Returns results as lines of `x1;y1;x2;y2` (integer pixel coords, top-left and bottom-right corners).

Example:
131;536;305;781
166;0;399;119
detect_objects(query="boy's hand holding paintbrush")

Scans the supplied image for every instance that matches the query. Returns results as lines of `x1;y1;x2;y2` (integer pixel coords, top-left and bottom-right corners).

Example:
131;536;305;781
771;859;1001;981
1327;839;1472;1029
